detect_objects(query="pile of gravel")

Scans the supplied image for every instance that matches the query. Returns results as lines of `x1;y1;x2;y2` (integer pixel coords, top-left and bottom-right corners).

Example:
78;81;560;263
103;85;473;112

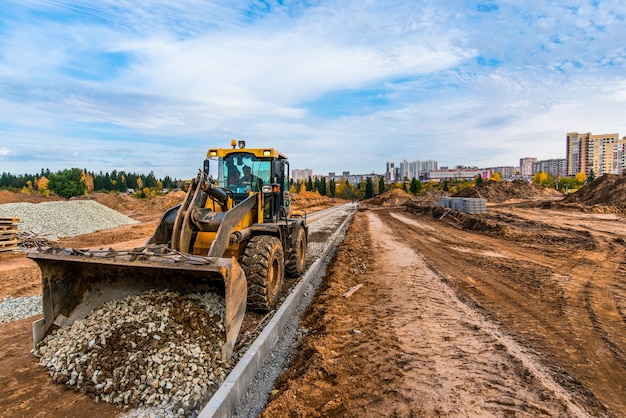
0;200;138;239
0;296;42;324
34;290;230;417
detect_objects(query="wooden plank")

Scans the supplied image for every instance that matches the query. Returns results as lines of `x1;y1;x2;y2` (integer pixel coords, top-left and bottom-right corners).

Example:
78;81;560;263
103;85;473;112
0;239;18;252
0;217;20;223
0;231;18;238
0;225;19;231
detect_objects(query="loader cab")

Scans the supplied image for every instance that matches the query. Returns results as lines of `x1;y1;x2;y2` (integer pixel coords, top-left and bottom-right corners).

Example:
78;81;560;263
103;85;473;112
206;147;291;222
218;152;269;194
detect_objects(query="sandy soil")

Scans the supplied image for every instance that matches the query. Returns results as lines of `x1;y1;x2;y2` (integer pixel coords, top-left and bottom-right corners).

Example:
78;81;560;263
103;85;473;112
262;205;625;417
1;189;625;416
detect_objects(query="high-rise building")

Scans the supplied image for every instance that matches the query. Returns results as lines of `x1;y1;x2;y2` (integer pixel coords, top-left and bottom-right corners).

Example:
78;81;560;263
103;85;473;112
589;133;625;175
566;132;590;176
519;157;537;177
385;161;395;182
291;168;313;183
567;132;625;176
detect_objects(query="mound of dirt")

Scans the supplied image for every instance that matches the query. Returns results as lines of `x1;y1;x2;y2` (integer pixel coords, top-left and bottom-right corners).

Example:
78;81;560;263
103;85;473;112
0;190;62;205
361;188;413;207
453;180;561;202
291;191;337;211
562;174;626;208
71;191;187;216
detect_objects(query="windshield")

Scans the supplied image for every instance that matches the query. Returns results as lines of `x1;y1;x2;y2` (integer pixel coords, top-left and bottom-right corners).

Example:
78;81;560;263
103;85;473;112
216;153;270;193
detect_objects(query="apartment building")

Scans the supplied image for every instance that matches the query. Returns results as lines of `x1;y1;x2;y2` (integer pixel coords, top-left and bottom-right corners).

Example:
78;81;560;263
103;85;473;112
291;168;313;183
519;157;537;177
566;132;626;176
533;159;567;177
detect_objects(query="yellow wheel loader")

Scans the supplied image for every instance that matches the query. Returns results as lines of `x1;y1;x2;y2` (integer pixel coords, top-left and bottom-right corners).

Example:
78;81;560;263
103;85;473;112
28;140;308;359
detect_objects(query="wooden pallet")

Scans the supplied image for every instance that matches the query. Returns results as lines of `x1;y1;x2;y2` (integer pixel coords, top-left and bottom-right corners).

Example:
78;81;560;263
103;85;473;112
0;217;20;252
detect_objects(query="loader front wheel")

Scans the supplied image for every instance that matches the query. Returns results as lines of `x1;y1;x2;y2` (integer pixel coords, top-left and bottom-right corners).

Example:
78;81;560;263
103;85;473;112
286;226;307;277
242;235;284;312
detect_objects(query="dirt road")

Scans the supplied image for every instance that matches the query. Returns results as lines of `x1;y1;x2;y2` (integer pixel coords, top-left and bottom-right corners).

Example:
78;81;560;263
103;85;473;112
1;192;625;416
262;206;625;417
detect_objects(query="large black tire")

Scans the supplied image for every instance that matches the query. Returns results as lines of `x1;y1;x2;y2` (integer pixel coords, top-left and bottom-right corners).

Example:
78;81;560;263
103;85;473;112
285;226;307;278
241;235;285;311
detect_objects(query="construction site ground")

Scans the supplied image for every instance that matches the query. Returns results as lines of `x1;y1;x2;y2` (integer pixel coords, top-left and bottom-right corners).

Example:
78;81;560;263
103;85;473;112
1;182;625;417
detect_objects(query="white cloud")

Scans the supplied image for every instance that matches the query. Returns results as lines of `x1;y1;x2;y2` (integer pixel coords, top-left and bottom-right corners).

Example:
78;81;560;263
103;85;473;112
0;1;625;178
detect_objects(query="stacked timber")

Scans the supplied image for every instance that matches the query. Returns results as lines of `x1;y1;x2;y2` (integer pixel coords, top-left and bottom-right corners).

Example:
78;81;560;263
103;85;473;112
0;217;19;252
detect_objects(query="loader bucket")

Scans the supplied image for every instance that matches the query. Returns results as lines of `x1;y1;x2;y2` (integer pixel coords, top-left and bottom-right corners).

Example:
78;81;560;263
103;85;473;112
28;246;247;360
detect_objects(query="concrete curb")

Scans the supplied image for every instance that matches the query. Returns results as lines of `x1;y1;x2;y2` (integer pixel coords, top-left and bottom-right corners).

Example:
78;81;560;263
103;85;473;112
199;208;355;417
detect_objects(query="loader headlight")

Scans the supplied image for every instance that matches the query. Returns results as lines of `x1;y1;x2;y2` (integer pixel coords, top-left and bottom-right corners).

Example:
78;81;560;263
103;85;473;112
262;185;272;193
263;149;271;156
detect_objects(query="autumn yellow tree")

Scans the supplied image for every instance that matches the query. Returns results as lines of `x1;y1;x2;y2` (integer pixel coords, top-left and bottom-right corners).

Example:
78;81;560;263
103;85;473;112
80;171;94;193
489;172;502;182
37;176;50;196
575;171;587;185
21;180;33;194
532;171;549;187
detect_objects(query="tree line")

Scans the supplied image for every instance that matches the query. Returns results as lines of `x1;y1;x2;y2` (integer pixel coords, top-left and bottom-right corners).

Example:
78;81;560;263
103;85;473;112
2;167;586;201
0;168;181;199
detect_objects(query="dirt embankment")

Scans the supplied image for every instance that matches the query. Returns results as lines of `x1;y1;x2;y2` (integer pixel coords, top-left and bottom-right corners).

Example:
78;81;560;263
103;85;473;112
454;179;562;202
543;174;626;214
291;190;342;212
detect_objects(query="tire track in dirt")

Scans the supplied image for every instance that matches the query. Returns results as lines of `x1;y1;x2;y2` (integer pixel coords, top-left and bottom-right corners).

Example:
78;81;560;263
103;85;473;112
368;211;590;417
262;210;592;417
385;207;623;416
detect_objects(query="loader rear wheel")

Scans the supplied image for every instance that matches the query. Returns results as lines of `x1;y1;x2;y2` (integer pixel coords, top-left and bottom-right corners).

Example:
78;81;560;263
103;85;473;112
286;226;307;277
242;235;284;312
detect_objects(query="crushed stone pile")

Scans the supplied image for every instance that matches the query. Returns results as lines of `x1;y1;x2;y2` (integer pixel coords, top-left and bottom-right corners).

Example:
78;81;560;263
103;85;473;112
34;290;230;417
562;174;626;208
453;180;560;202
0;200;138;239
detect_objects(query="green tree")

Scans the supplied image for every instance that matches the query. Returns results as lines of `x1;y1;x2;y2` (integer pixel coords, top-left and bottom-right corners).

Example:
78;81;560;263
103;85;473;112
318;177;327;196
365;177;374;199
328;179;336;198
48;168;86;198
378;177;385;195
587;169;596;184
409;178;423;195
475;174;483;187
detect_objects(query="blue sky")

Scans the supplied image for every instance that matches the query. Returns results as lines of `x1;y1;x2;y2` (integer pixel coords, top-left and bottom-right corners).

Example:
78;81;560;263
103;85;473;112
1;1;625;180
